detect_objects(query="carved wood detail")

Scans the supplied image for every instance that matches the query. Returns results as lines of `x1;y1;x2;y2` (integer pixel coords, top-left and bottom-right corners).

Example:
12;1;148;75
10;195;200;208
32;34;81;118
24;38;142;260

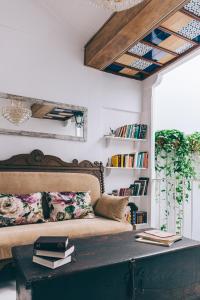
0;150;105;193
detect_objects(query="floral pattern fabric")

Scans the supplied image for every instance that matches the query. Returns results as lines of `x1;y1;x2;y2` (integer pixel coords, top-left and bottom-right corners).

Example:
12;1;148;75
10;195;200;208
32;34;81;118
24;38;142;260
0;193;45;227
47;192;94;222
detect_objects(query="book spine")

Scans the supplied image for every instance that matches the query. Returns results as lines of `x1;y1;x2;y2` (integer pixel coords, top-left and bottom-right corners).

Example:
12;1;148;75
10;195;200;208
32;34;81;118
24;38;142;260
34;243;66;251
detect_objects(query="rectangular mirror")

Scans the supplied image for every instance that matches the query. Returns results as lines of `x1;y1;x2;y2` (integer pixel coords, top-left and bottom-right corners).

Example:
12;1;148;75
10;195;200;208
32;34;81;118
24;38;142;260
0;93;87;142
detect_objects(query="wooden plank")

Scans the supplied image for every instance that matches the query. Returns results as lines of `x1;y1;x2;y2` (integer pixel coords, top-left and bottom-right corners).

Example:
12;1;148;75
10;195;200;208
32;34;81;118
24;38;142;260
85;0;189;70
31;103;55;119
85;0;151;67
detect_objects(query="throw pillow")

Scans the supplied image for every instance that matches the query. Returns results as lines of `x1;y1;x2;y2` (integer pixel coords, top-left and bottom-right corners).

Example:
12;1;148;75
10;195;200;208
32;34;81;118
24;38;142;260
0;192;45;227
47;192;94;222
94;194;129;222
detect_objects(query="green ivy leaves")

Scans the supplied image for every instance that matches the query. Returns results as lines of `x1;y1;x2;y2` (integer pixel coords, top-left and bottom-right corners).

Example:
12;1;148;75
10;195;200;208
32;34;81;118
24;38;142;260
155;129;195;180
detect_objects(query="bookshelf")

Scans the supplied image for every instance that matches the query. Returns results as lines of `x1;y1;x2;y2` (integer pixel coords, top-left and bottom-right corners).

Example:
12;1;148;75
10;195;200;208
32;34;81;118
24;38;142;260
105;123;149;229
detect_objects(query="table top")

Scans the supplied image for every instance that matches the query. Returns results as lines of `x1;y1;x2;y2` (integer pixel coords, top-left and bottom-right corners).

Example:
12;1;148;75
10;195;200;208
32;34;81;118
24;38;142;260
12;231;200;285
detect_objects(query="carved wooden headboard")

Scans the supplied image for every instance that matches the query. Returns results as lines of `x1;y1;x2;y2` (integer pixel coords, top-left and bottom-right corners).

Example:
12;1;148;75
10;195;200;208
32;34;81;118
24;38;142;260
0;150;105;193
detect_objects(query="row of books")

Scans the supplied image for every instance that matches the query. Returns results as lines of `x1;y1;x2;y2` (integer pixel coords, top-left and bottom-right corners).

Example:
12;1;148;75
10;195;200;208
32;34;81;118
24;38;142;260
33;236;74;269
136;229;182;247
125;204;147;225
119;177;149;197
109;152;148;169
114;124;147;139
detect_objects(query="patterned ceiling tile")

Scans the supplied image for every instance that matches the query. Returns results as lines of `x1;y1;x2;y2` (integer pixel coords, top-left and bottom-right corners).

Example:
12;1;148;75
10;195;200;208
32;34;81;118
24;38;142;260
184;0;200;17
130;59;152;70
175;42;193;54
178;19;200;40
128;42;153;56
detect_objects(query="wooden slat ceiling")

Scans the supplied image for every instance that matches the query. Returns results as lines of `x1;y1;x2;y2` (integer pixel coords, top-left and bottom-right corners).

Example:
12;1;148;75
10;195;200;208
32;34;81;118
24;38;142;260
85;0;200;81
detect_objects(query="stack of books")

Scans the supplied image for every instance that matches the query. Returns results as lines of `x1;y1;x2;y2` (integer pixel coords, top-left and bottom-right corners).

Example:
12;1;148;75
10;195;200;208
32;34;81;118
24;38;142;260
33;236;75;269
114;124;147;139
136;230;182;247
130;177;149;196
119;177;149;197
109;152;148;169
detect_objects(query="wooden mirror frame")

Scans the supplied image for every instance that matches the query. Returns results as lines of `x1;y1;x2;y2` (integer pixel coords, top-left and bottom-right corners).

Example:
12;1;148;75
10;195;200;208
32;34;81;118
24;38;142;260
0;93;88;142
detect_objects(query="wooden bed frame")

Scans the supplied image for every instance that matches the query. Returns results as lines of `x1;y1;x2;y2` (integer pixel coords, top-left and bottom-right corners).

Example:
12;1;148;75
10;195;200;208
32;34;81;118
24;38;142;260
0;149;105;193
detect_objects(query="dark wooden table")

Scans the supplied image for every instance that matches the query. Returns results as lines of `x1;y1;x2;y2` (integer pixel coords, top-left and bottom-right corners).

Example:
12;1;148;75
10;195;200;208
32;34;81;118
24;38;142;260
12;231;200;300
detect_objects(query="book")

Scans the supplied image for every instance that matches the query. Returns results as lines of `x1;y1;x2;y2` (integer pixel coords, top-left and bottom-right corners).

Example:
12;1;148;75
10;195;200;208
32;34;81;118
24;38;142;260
144;229;177;238
134;180;144;196
34;244;75;259
136;237;173;247
114;124;148;140
136;230;182;245
111;155;119;167
139;177;149;195
109;152;148;169
34;236;68;251
33;255;72;269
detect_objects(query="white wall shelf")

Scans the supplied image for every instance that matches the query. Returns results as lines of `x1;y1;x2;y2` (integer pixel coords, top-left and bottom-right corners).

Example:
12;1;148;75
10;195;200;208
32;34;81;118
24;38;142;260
104;135;147;142
129;195;148;200
105;166;147;176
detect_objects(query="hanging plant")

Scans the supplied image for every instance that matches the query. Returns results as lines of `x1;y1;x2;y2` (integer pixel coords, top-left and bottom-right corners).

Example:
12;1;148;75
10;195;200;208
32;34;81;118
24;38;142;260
155;129;195;234
155;129;195;180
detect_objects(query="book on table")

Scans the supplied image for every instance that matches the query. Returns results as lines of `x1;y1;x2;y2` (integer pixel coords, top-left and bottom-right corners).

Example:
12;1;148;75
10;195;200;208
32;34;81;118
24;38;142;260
33;236;74;269
33;255;72;269
34;236;68;251
136;229;182;247
136;237;174;247
34;244;75;259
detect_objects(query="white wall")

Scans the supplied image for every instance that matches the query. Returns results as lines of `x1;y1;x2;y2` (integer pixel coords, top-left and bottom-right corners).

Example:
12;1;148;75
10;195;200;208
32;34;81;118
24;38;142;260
0;0;142;193
154;54;200;134
153;52;200;238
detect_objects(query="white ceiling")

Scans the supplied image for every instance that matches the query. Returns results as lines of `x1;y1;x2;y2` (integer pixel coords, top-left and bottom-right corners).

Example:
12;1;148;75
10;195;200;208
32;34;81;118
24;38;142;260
39;0;112;44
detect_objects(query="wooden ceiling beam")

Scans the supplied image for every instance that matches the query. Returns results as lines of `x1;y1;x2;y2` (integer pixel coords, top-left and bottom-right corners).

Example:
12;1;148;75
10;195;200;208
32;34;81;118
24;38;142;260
85;0;189;70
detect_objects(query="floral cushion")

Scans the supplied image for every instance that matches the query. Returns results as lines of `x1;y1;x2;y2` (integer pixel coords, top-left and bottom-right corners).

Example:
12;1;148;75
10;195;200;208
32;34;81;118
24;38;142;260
47;192;95;222
0;193;45;227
